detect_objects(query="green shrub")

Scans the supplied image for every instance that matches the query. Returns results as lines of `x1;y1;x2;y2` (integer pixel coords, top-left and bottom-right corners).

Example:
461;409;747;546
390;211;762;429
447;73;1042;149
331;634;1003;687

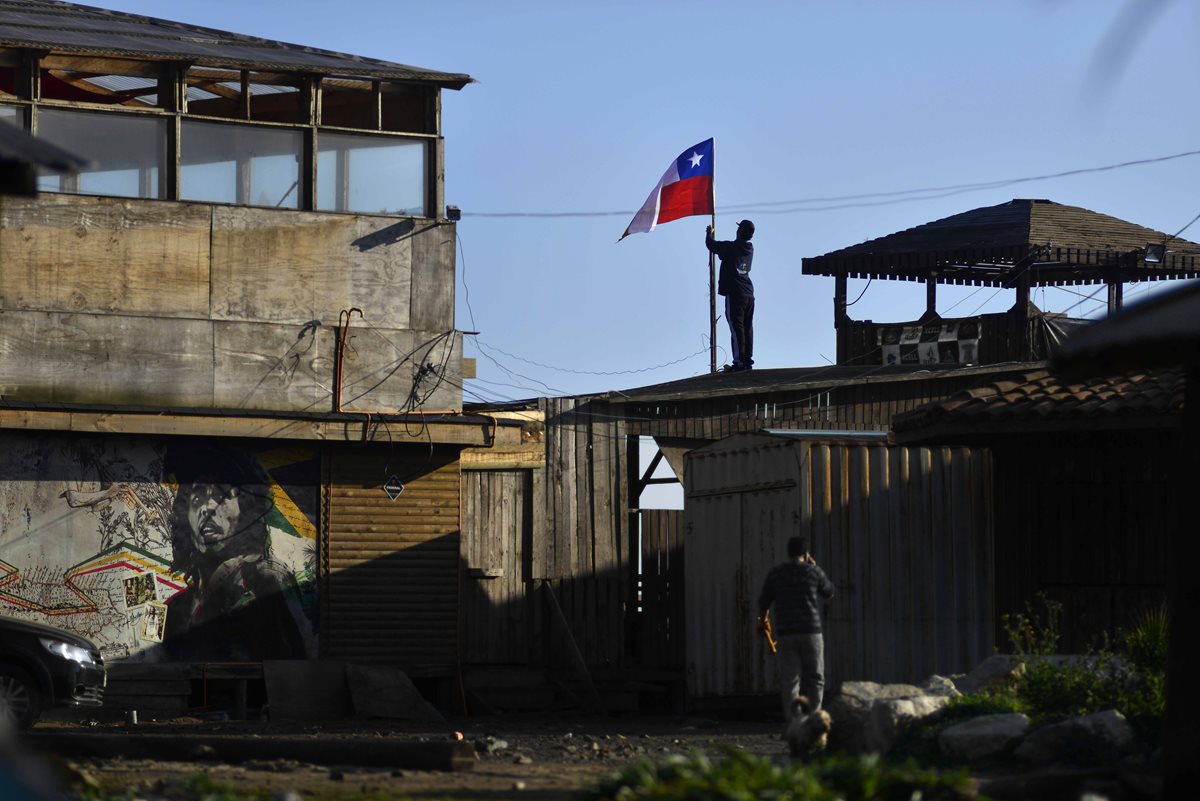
992;597;1166;749
1123;606;1168;675
580;749;982;801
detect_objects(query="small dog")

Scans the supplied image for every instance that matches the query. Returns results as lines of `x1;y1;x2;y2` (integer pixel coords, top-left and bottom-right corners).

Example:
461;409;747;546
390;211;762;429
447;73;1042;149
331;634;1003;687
785;695;832;759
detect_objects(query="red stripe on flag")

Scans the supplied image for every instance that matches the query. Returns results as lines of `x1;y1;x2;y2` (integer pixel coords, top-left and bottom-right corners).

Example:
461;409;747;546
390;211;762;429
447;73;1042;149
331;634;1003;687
657;176;714;225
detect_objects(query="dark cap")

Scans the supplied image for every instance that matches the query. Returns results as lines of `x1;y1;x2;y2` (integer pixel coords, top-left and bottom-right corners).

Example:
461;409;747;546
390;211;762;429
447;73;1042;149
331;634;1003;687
736;219;755;238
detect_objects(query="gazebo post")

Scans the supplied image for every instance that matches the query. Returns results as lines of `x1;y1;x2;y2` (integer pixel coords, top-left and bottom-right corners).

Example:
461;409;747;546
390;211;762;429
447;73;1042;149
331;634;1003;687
924;271;938;319
1107;280;1123;315
834;272;848;328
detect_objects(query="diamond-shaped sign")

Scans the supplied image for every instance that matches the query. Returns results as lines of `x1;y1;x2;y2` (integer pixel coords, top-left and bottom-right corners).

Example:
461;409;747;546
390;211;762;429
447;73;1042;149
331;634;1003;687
383;475;405;501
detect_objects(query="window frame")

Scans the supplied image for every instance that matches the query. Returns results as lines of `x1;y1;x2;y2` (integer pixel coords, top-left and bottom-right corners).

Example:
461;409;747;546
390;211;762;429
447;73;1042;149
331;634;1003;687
0;50;442;217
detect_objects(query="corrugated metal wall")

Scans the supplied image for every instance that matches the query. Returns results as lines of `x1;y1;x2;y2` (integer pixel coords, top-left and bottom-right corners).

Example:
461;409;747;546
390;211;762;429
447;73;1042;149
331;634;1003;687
685;436;993;699
323;446;460;676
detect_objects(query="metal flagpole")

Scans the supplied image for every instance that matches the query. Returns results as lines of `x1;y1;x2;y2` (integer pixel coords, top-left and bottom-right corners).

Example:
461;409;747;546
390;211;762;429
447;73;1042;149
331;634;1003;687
709;214;717;374
709;144;717;374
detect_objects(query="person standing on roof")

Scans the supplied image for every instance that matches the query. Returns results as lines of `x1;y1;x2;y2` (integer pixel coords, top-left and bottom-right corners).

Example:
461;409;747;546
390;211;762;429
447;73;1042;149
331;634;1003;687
757;535;835;723
706;219;755;371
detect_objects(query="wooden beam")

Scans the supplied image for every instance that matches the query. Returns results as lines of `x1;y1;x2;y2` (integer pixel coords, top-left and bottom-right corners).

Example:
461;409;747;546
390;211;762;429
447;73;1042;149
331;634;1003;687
0;407;522;446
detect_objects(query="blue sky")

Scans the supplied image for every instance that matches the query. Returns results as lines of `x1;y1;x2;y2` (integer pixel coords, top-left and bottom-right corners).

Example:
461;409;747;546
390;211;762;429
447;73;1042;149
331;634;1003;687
97;0;1200;401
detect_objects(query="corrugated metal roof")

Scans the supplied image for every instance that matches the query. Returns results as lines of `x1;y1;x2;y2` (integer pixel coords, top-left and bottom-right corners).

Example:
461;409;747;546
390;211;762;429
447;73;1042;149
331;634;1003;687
0;0;473;88
605;361;1039;404
892;365;1184;440
802;199;1200;286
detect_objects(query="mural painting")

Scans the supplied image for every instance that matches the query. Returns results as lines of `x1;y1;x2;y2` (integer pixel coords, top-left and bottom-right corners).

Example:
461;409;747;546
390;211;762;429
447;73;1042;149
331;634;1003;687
0;434;318;661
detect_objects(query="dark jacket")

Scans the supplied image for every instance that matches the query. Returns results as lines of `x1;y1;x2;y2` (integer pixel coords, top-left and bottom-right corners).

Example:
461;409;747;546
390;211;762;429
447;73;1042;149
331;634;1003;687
757;559;834;636
706;230;753;298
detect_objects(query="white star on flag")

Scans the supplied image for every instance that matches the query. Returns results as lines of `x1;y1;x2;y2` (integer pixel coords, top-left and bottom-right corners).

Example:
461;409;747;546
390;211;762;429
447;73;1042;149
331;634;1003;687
689;151;703;169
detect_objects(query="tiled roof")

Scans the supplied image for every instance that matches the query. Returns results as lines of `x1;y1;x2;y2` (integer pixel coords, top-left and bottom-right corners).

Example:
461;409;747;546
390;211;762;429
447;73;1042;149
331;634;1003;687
802;199;1200;286
0;0;472;87
891;366;1184;440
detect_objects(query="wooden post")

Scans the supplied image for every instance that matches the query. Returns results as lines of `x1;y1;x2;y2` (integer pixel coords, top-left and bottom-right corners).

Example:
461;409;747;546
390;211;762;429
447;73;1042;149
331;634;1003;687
834;272;848;329
1107;280;1123;316
926;271;938;318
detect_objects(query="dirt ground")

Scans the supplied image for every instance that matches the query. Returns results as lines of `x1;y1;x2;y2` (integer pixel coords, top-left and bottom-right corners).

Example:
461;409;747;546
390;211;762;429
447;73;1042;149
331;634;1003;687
29;714;791;800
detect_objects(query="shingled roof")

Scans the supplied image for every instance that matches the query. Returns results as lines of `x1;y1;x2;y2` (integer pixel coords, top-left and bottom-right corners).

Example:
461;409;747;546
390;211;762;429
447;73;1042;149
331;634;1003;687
891;365;1184;441
0;0;473;87
803;199;1200;287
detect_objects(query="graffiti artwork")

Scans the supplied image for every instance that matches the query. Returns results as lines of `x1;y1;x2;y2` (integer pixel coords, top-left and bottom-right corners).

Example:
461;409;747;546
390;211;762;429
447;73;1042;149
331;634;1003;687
0;434;318;662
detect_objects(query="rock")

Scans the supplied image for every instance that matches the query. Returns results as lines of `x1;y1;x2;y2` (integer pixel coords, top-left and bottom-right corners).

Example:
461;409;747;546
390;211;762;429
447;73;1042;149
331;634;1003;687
188;744;218;761
864;694;950;754
954;654;1023;696
825;681;926;754
513;753;533;765
511;781;527;791
1116;753;1161;799
938;713;1030;762
920;675;962;698
473;736;508;755
273;792;303;801
1015;710;1134;764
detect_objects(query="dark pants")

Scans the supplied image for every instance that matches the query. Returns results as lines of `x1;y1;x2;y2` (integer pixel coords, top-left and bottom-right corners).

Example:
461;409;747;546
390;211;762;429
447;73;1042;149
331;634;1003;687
725;293;755;367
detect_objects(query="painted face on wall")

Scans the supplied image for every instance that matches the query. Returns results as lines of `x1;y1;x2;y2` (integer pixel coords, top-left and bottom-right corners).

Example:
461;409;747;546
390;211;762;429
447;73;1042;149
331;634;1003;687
185;482;242;552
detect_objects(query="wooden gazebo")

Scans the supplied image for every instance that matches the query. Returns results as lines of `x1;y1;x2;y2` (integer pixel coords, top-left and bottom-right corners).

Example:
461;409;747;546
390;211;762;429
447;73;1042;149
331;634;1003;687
802;199;1200;366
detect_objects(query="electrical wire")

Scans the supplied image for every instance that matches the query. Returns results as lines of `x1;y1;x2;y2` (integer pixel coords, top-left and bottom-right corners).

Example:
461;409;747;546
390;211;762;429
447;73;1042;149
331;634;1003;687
462;147;1200;219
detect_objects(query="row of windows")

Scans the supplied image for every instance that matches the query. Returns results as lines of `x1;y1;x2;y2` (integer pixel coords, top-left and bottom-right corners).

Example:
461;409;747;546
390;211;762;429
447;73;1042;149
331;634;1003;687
0;105;429;216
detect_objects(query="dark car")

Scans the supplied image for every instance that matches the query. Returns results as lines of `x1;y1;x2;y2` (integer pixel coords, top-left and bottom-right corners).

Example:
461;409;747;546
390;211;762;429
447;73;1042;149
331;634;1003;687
0;616;105;728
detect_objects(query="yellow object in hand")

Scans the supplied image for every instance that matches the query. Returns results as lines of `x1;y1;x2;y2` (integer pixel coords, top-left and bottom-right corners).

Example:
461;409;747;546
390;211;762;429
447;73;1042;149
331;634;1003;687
756;613;778;654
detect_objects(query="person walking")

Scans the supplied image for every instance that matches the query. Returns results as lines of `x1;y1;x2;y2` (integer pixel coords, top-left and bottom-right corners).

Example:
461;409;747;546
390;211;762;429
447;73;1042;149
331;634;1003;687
757;535;835;722
706;219;755;371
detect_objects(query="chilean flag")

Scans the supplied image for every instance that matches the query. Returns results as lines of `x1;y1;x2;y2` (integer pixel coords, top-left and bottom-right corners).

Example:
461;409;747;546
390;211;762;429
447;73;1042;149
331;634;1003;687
620;139;714;240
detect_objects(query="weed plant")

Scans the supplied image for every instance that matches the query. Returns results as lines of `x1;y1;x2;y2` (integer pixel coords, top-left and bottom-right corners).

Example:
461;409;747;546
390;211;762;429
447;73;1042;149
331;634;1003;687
581;748;981;801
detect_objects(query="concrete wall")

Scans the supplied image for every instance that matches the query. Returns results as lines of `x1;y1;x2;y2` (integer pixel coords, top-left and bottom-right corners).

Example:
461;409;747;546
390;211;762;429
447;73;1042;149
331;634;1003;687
0;194;461;413
0;431;318;662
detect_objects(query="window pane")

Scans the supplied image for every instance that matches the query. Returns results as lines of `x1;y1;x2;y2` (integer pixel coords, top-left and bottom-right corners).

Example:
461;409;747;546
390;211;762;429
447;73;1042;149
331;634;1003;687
41;67;159;107
0;104;21;124
181;120;302;209
36;108;165;199
321;78;374;129
186;68;306;124
317;132;426;216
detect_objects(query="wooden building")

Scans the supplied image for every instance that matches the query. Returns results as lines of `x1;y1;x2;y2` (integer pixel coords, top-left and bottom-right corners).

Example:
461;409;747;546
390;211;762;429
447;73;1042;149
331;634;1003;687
459;199;1200;711
0;0;524;715
802;198;1200;366
893;366;1181;653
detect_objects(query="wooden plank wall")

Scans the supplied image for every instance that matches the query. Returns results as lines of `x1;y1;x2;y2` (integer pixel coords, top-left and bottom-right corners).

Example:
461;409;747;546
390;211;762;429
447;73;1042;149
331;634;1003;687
536;397;630;669
991;431;1175;652
0;194;461;413
837;312;1042;366
635;510;684;670
460;469;534;664
323;445;461;676
685;441;995;698
804;443;994;687
623;368;1032;440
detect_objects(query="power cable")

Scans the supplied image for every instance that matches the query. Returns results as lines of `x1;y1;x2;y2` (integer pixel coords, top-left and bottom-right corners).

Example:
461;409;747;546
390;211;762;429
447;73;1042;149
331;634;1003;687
463;147;1200;219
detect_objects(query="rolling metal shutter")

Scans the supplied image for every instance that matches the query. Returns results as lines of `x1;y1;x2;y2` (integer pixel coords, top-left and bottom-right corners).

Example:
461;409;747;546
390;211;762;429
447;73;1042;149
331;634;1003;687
323;446;460;676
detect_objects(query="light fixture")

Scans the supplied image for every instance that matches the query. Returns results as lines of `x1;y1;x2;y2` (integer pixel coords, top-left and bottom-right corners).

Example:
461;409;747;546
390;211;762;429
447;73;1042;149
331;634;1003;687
445;204;462;221
1144;243;1167;264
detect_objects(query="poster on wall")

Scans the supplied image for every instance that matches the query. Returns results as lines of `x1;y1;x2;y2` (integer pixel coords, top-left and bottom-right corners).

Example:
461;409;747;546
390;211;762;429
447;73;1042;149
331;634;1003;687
0;435;319;662
879;319;980;366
